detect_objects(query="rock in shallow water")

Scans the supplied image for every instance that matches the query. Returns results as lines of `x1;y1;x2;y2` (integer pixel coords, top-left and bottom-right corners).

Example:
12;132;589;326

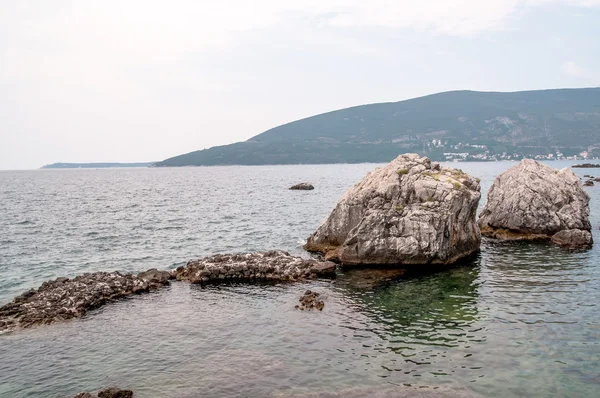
478;159;592;248
0;252;335;332
296;290;325;311
0;270;172;332
272;384;483;397
173;251;336;283
290;182;315;190
304;153;481;265
551;229;593;248
73;388;134;398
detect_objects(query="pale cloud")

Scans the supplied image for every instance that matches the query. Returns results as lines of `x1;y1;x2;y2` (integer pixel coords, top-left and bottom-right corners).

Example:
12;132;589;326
2;0;598;88
561;61;589;77
293;0;600;36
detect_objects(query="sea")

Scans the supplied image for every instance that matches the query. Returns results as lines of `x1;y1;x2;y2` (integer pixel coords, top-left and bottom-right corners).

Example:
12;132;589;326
0;161;598;398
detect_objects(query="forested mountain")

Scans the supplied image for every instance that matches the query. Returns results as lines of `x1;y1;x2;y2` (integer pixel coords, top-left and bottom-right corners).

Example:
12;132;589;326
156;87;600;166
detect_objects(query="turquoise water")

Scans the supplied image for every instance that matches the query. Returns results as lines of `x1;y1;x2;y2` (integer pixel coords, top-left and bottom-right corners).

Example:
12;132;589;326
0;161;598;397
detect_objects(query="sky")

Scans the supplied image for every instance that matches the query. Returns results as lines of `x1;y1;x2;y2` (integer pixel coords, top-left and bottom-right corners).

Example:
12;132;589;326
1;1;600;169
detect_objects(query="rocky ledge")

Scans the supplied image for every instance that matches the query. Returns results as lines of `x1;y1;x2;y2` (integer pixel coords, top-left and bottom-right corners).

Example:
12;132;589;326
173;251;336;283
305;153;481;265
0;252;335;332
478;159;592;248
0;269;173;332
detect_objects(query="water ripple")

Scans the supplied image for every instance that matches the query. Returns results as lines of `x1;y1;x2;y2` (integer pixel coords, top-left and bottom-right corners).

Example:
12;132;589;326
0;162;599;397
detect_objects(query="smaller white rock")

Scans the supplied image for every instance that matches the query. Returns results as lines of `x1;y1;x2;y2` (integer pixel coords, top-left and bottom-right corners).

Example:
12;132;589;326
478;159;592;248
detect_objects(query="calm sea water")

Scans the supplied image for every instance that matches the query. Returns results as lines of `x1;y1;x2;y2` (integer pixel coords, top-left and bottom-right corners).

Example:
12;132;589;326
0;161;598;398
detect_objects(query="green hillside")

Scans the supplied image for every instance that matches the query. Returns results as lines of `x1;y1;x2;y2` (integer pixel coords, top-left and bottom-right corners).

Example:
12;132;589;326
156;87;600;166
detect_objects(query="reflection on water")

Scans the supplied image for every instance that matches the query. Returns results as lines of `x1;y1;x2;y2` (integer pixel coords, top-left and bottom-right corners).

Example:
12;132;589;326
0;246;599;398
0;162;599;398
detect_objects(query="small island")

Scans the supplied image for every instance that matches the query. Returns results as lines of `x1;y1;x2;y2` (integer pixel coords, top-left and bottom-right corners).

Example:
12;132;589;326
572;163;600;168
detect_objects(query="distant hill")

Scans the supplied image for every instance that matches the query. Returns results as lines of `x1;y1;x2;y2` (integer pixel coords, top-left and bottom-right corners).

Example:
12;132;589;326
156;87;600;166
42;162;154;169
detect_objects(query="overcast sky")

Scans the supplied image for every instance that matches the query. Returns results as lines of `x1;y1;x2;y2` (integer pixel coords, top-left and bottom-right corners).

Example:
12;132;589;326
1;1;599;169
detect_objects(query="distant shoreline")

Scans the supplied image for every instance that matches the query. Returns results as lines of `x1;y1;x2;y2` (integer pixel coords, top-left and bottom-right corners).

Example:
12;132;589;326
41;162;155;169
26;157;600;170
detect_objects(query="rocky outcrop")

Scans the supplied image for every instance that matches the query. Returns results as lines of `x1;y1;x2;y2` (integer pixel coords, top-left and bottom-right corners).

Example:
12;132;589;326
478;159;592;247
173;251;336;283
295;290;324;311
0;252;335;332
290;182;315;190
304;154;481;265
573;163;600;168
73;388;133;398
584;180;594;187
0;270;173;332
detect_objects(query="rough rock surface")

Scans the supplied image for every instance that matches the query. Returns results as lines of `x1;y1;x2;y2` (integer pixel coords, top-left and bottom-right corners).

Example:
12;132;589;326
478;159;592;247
0;252;335;332
0;270;172;332
173;251;336;283
304;154;481;265
551;229;594;248
290;182;315;190
73;388;134;398
295;290;325;311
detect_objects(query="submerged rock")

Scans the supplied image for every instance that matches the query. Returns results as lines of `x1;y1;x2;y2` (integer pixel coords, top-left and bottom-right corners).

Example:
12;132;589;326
296;290;325;311
272;384;483;397
98;388;134;398
304;153;481;265
290;182;315;190
583;180;594;187
0;270;172;332
73;388;134;398
173;251;336;283
478;159;592;248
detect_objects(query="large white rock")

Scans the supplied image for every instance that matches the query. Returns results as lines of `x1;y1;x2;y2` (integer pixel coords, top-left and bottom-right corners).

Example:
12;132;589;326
478;159;592;247
304;154;482;265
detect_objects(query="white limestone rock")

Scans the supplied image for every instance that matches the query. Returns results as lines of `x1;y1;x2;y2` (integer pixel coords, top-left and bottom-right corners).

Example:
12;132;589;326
478;159;592;248
304;154;482;265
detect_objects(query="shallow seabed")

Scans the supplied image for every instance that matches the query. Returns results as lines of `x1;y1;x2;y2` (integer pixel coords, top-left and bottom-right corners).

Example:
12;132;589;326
0;161;598;397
